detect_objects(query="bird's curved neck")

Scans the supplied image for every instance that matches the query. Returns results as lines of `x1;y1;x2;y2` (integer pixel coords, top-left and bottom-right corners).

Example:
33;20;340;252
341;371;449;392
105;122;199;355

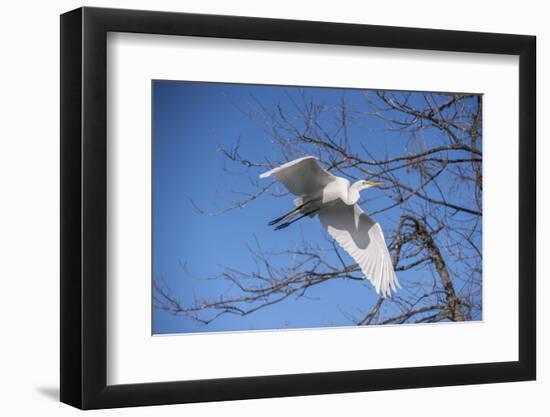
346;181;363;205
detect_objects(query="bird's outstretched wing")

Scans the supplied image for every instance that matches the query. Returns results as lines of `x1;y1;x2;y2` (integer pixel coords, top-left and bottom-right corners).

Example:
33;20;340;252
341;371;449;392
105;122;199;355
319;201;400;297
260;156;335;196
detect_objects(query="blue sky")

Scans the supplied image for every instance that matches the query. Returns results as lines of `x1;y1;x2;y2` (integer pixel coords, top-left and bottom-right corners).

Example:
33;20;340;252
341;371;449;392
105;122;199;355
152;81;481;334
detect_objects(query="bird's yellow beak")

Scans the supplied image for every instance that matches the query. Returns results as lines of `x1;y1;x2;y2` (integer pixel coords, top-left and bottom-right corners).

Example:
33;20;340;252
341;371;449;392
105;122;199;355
366;181;384;187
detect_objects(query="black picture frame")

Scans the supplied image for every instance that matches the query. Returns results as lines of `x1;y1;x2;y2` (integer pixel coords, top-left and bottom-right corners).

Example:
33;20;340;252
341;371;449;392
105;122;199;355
60;6;536;410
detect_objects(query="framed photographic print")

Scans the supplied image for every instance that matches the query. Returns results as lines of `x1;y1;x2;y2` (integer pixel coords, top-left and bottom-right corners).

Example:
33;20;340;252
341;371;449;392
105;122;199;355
60;6;536;410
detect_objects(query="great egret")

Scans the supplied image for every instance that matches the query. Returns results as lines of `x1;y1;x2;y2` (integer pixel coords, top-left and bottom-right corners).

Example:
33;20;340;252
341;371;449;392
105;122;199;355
260;156;400;297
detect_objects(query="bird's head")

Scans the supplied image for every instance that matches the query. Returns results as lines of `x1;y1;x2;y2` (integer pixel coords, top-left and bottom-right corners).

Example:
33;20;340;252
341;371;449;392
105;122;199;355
358;180;384;191
348;180;384;204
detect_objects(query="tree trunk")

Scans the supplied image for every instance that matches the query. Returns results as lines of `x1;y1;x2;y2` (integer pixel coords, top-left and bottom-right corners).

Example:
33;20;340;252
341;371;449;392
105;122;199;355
414;219;465;321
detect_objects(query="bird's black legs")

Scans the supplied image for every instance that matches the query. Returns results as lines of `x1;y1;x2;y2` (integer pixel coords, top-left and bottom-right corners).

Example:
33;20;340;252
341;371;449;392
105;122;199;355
268;200;311;226
274;208;321;230
268;210;297;226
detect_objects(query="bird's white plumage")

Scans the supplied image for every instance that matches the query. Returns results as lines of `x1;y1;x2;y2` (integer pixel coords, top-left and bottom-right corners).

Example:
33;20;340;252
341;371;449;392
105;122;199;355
319;201;399;297
260;155;399;297
260;156;335;196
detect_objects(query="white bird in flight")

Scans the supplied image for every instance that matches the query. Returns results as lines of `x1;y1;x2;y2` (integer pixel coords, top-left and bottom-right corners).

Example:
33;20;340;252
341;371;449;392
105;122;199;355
260;156;400;297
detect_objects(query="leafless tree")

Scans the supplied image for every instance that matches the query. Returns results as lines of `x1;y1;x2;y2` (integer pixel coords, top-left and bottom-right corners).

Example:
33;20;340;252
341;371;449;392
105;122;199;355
154;89;482;327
